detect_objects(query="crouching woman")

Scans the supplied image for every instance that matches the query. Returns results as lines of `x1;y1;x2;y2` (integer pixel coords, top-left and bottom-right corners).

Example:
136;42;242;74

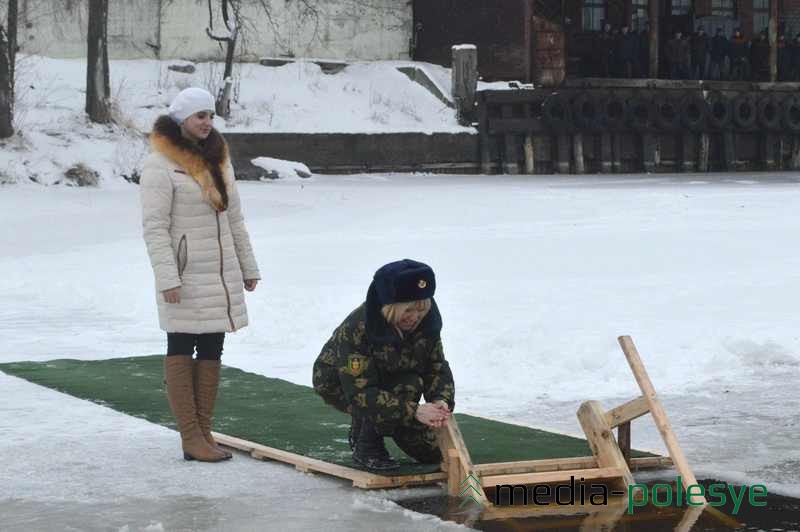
313;259;455;472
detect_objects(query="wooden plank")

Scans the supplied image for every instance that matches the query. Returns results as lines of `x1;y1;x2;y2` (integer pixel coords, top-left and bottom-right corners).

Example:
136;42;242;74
356;471;448;489
618;335;707;506
764;132;776;170
451;45;478;125
573;133;585;174
618;422;631;466
483;466;622;487
579;491;628;532
474;455;671;476
483;90;544;105
482;495;630;521
605;396;650;428
576;400;635;493
442;415;492;507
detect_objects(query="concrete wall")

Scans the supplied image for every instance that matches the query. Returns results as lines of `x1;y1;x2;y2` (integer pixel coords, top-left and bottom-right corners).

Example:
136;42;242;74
6;0;411;61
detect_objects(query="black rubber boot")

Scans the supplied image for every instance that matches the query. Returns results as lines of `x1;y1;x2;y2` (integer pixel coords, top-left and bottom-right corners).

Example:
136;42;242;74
351;411;398;472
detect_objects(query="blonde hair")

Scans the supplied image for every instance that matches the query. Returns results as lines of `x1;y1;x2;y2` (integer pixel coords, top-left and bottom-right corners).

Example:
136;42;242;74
381;298;432;332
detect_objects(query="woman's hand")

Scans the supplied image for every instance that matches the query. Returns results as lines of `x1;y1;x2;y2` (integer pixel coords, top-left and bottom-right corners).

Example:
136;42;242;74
415;402;452;428
244;279;258;291
162;287;181;304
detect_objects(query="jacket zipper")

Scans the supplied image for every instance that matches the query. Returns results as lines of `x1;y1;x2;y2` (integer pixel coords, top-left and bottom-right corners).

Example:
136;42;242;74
216;212;236;331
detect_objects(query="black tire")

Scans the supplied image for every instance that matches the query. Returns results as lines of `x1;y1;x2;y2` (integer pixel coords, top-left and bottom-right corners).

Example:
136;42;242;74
732;94;757;129
654;96;681;131
680;94;708;131
782;95;800;133
757;96;781;130
543;93;573;132
706;92;732;130
601;93;627;130
627;96;655;131
571;92;601;130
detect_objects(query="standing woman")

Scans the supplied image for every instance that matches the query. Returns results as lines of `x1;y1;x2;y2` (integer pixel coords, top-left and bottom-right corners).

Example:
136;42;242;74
140;87;260;462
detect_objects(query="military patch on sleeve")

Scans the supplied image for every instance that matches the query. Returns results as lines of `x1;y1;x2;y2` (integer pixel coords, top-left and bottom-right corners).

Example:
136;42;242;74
347;355;367;376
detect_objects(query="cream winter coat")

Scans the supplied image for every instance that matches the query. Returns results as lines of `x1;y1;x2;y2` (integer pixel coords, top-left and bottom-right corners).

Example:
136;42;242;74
140;116;260;334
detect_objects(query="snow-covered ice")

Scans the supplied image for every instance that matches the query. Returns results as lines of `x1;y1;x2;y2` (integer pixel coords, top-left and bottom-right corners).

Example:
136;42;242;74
2;172;800;529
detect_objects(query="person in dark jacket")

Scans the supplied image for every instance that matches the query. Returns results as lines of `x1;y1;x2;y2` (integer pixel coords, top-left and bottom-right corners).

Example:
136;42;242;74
730;28;750;81
709;28;730;80
778;34;790;81
791;34;800;81
666;31;684;79
312;259;455;472
600;23;614;77
638;25;651;78
691;26;710;80
617;25;639;78
750;31;770;81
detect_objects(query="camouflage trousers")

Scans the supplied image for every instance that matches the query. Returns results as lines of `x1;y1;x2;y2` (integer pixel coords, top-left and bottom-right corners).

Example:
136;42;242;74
313;366;441;464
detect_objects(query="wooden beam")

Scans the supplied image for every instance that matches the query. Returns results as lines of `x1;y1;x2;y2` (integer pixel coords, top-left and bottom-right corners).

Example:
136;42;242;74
441;415;492;507
502;104;519;174
577;400;636;493
698;133;710;172
618;336;707;506
605;396;650;428
447;448;460;496
474;455;671;476
573;133;585;174
618;422;631;466
482;466;623;487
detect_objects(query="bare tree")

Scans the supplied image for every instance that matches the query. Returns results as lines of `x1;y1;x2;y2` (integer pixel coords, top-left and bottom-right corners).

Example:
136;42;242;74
86;0;111;123
207;0;238;118
0;0;18;138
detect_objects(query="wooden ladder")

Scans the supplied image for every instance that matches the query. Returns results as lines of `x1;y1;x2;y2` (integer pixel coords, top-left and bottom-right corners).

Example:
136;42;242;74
438;334;705;514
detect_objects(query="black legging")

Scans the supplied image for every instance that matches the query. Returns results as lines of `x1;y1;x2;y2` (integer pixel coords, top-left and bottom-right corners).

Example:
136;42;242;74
166;332;225;360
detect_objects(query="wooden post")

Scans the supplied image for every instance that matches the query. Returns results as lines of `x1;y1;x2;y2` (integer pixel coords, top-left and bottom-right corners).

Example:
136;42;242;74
698;133;710;172
600;133;613;173
618;336;707;506
764;132;776;170
682;133;695;172
502;104;519;174
573;133;585;174
478;94;493;174
451;44;479;126
618;422;632;466
792;136;800;169
447;448;461;497
723;131;735;170
649;0;659;78
523;103;536;174
577;401;636;493
769;0;778;82
612;133;623;172
778;136;785;170
557;134;571;174
440;416;491;508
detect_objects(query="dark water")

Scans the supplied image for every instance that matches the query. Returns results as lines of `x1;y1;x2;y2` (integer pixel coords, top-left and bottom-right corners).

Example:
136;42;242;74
398;479;800;531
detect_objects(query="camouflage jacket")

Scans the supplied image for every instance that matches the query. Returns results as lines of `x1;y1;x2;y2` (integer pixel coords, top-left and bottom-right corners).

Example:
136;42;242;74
314;301;455;431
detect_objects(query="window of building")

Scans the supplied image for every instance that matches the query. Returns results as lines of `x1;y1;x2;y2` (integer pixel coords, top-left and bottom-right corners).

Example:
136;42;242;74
711;0;735;18
582;0;606;31
672;0;691;16
632;0;648;30
753;0;769;35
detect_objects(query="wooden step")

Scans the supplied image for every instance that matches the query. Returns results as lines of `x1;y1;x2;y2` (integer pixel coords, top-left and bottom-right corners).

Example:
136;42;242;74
482;466;623;487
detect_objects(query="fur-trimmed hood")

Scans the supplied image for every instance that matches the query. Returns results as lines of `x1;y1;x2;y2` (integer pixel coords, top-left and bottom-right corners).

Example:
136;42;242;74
149;115;230;211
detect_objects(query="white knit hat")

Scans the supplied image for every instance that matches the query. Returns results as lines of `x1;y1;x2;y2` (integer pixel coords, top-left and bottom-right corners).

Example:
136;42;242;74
168;87;216;124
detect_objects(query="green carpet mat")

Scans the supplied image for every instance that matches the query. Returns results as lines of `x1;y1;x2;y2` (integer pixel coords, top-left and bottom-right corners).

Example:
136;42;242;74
0;356;651;475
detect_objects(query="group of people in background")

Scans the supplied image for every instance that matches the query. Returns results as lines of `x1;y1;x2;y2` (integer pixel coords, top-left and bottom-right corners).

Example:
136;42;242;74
586;23;800;82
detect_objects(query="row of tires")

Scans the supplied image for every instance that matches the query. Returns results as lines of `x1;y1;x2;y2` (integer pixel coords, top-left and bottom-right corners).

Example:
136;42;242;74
540;92;800;132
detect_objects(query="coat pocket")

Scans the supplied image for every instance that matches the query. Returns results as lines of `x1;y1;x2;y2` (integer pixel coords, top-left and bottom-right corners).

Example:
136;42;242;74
176;234;188;279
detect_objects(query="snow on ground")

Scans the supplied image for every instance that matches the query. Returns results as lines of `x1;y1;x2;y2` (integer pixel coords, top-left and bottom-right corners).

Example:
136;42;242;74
2;172;800;529
0;55;477;186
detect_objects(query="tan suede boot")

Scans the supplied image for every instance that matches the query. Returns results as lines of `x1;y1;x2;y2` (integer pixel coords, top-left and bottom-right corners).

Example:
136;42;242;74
164;355;227;462
193;359;232;460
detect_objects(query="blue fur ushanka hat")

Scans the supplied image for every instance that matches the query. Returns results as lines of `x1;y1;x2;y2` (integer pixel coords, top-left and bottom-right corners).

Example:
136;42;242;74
365;259;441;342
